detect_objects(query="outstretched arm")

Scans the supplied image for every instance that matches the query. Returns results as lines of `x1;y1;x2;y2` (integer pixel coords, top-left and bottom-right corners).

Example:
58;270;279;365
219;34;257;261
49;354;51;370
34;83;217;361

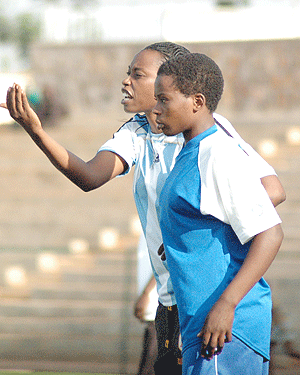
0;84;126;191
198;223;283;359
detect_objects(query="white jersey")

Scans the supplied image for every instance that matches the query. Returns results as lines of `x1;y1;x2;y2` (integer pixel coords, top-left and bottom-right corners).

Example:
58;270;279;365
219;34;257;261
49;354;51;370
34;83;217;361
99;113;276;306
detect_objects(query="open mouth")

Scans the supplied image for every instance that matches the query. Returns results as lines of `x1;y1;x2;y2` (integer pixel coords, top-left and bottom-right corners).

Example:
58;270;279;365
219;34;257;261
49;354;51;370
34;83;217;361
121;89;133;100
156;121;165;130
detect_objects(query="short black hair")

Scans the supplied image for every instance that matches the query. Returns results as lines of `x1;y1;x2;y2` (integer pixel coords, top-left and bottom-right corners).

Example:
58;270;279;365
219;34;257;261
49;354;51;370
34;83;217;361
157;53;224;113
143;42;190;62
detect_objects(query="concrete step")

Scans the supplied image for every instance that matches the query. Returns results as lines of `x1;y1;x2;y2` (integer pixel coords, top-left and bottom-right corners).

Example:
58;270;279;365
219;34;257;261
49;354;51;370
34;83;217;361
265;259;300;342
0;358;138;374
0;249;138;291
0;315;144;336
0;298;124;318
0;331;143;364
61;269;135;284
0;249;135;266
266;259;300;280
30;281;136;301
280;226;300;239
279;238;300;253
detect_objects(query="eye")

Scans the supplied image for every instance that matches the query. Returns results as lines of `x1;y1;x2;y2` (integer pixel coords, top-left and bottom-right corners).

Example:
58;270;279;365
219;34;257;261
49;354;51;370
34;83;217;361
159;97;167;103
133;72;142;78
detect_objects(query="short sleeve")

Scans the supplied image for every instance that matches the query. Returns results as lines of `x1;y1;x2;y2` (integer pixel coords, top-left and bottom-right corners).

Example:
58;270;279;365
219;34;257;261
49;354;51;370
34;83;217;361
98;121;138;176
238;142;276;178
212;140;281;244
214;113;276;178
199;132;281;245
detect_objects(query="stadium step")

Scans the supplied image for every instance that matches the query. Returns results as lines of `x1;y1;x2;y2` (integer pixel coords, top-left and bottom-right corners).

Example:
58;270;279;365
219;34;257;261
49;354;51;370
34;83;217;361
0;246;144;372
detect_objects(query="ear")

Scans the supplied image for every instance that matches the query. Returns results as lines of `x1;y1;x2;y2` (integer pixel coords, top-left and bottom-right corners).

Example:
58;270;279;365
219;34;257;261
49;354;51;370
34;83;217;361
193;93;206;112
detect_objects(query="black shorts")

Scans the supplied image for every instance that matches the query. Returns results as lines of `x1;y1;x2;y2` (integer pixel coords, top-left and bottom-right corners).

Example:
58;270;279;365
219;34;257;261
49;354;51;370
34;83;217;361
154;303;182;375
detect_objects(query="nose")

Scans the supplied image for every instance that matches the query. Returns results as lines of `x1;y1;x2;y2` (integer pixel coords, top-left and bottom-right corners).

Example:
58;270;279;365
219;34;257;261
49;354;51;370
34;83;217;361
153;101;161;116
122;75;131;86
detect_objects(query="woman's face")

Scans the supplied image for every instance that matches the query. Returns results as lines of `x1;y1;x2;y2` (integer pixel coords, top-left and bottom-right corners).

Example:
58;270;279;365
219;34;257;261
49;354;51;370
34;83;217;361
154;74;195;139
121;49;163;116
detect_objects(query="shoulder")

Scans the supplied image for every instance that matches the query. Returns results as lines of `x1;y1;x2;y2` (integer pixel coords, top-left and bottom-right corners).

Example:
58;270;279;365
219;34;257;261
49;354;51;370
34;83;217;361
116;113;149;136
201;127;240;153
214;113;242;140
202;129;249;171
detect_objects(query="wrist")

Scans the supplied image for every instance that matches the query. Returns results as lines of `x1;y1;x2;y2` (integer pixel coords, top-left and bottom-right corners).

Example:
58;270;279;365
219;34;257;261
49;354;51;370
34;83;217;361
29;127;48;146
218;293;238;309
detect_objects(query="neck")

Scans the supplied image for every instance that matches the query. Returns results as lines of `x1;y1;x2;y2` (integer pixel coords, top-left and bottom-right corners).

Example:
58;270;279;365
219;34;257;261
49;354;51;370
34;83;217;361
183;113;215;143
145;111;162;134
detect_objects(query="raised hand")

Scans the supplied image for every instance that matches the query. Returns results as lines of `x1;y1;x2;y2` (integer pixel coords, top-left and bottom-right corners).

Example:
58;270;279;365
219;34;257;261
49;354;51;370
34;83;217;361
1;83;42;135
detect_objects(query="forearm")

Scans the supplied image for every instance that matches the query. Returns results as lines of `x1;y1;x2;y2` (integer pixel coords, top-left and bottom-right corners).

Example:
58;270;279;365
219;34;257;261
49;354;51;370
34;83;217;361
220;224;283;308
29;127;101;191
3;83;125;191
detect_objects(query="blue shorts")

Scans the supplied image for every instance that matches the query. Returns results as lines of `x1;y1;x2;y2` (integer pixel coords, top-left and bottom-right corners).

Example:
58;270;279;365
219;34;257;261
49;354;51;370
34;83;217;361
183;335;269;375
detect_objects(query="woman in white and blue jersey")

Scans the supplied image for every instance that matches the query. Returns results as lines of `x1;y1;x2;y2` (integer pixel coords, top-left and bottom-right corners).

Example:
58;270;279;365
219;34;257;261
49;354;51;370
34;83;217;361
154;52;283;374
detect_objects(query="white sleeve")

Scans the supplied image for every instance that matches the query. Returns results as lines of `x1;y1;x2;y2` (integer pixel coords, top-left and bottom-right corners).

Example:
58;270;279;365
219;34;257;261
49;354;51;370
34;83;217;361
200;133;281;245
214;113;276;178
98;122;137;176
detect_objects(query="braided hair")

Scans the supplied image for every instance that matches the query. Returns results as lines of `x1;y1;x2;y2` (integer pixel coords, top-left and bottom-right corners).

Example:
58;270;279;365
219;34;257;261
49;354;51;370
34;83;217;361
143;42;190;62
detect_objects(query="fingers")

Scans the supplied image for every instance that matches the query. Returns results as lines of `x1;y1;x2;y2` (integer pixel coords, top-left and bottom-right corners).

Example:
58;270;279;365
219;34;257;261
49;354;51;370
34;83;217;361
134;300;143;320
21;88;31;112
0;103;7;109
7;85;16;115
157;244;164;255
225;331;232;343
15;84;24;111
134;306;143;320
6;83;25;118
198;329;228;359
157;244;166;261
199;330;214;359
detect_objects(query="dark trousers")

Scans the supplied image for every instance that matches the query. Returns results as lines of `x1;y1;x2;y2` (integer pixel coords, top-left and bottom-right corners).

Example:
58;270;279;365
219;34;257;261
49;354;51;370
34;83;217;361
154;303;182;375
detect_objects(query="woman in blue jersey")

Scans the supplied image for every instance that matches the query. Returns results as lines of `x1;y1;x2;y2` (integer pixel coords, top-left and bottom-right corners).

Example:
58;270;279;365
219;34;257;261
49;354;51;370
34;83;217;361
153;53;284;374
1;43;285;375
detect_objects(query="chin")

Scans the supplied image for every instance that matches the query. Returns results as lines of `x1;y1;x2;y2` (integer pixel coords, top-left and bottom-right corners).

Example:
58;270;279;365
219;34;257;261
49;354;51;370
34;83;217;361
162;129;172;136
123;106;134;114
124;104;141;114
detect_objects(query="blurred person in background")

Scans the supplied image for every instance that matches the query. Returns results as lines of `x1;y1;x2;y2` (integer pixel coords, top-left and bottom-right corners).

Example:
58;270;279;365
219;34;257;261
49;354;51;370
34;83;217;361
135;234;158;375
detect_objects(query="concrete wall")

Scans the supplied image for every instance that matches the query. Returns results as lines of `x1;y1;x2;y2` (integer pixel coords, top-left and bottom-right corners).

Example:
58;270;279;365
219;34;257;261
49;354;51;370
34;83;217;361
30;39;300;132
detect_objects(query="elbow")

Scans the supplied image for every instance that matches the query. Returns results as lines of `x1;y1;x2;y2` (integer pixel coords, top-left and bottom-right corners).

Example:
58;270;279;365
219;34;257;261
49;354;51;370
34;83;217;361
275;224;284;250
76;179;99;192
280;190;287;205
276;188;287;206
81;185;92;193
69;175;104;192
272;189;286;207
80;183;98;193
